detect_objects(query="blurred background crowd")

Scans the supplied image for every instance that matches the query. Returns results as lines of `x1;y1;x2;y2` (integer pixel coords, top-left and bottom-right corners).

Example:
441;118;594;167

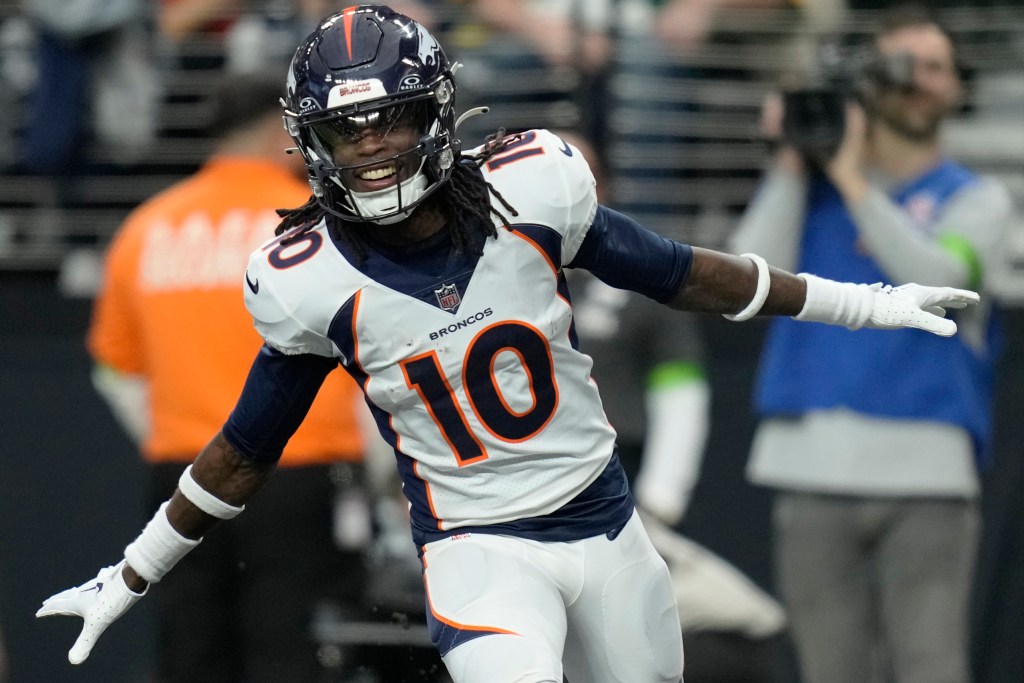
0;0;1022;682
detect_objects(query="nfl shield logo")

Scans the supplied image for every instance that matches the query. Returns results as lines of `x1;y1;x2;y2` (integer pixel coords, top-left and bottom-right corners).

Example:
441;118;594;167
435;283;461;311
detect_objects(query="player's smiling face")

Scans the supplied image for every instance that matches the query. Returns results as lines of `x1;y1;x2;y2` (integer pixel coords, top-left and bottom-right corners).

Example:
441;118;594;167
312;103;424;193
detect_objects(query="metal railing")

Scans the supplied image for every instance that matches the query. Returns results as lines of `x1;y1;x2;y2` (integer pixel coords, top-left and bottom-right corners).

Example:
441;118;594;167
0;5;1021;269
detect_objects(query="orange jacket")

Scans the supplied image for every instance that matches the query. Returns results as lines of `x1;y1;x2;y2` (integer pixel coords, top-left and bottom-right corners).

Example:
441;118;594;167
88;156;363;465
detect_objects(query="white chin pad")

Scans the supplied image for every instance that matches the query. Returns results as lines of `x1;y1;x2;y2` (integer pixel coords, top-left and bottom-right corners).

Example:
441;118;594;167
345;164;429;224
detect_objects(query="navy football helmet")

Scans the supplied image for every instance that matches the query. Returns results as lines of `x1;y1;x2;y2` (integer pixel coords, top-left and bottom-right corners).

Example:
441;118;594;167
282;5;458;224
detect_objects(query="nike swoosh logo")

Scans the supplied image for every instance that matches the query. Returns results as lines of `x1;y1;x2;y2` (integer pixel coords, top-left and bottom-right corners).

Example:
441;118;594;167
245;271;259;294
557;138;573;157
82;582;104;594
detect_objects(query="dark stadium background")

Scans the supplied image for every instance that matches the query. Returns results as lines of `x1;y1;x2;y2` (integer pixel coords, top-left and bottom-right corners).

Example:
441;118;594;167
1;3;1022;681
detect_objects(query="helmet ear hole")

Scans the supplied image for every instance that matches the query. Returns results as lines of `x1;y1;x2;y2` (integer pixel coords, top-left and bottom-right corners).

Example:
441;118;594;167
283;5;460;224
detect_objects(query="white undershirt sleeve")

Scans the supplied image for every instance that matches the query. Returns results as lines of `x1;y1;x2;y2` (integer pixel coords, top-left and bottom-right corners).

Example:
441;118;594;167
634;378;711;525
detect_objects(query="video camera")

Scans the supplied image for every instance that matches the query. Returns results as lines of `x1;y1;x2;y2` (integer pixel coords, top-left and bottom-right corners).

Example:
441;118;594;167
781;42;916;166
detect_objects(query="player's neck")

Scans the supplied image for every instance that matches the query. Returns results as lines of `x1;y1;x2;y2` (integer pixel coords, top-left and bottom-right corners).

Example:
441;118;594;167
362;202;446;248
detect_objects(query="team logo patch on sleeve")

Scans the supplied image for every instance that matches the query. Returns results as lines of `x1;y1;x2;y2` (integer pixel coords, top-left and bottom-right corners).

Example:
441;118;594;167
435;283;461;312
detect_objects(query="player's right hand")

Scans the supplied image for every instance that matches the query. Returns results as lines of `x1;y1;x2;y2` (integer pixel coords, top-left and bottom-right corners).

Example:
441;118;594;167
36;560;146;664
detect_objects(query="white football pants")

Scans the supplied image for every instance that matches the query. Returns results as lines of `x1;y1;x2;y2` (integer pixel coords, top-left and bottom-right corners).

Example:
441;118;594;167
422;511;685;683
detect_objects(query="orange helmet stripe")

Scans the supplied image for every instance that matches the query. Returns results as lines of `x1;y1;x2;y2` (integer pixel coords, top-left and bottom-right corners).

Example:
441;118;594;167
342;6;356;61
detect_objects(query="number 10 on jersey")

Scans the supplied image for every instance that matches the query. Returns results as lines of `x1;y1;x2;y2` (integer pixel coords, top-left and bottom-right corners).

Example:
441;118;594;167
399;321;559;466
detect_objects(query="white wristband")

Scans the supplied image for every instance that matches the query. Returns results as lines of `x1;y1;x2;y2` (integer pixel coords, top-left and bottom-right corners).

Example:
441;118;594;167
723;253;771;321
178;465;245;520
124;502;201;583
794;273;877;329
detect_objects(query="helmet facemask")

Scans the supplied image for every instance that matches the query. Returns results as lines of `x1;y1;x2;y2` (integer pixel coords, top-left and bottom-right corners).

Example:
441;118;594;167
286;77;458;225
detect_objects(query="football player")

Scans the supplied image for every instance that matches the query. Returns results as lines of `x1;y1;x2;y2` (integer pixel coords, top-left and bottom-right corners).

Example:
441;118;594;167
37;6;979;682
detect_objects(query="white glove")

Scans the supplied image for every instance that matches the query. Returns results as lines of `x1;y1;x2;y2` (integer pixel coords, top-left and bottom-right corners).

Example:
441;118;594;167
864;282;978;335
36;560;146;664
796;274;980;337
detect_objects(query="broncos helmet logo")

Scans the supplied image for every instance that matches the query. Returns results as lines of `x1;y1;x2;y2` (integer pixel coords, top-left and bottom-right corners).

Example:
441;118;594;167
417;26;443;71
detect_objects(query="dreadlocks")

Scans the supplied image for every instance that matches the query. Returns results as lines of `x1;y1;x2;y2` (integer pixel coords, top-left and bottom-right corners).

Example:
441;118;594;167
274;129;521;259
274;196;322;236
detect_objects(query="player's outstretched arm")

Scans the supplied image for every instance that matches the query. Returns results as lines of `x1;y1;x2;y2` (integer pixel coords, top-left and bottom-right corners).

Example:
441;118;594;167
36;432;275;664
670;247;979;336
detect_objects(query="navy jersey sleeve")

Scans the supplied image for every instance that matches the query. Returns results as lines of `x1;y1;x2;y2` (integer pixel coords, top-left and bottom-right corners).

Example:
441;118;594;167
567;205;693;303
221;344;338;463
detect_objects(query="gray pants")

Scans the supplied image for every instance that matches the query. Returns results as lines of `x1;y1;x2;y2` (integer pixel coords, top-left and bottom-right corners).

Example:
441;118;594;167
773;492;978;683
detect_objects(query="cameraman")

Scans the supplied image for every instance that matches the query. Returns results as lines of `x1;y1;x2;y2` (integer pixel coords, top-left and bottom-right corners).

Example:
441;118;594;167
730;5;1014;683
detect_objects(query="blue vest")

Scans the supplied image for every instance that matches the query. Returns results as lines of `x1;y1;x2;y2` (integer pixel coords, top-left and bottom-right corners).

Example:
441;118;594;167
755;160;1000;468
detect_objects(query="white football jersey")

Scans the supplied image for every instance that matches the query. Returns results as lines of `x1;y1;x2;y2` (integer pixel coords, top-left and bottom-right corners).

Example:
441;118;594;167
243;130;622;541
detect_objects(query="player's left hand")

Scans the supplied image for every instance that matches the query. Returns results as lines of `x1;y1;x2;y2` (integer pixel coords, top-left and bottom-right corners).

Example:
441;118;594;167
866;282;979;336
36;560;146;664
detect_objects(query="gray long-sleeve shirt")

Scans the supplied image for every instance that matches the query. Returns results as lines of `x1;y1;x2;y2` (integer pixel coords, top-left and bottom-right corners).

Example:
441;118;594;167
730;162;1014;497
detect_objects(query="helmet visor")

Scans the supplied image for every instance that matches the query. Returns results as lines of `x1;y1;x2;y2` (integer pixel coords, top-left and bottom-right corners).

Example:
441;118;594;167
308;100;429;165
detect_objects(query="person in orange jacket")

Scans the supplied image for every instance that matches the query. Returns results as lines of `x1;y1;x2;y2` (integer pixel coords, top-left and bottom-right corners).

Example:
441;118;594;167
86;73;371;682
